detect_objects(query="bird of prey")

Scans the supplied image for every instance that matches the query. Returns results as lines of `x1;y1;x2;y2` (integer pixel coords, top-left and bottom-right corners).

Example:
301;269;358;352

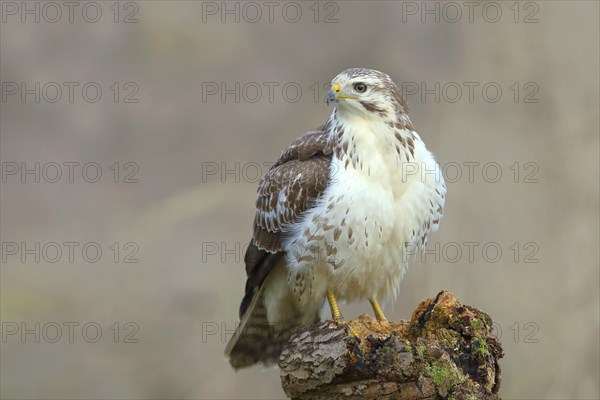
225;68;446;369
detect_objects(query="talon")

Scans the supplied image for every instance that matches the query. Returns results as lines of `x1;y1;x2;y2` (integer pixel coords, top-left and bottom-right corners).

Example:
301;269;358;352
370;298;388;322
347;325;360;338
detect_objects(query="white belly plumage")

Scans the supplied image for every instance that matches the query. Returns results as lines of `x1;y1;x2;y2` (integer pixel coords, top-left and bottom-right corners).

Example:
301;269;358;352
280;130;445;313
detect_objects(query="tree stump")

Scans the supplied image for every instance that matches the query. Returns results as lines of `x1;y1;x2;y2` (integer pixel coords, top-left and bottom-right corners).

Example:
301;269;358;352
279;290;503;400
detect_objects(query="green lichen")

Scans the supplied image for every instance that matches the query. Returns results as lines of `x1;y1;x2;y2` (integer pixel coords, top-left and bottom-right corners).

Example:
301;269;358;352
471;318;489;335
403;340;412;352
378;340;401;367
415;342;426;359
438;328;459;349
425;356;466;390
471;337;490;358
415;341;466;394
448;313;459;324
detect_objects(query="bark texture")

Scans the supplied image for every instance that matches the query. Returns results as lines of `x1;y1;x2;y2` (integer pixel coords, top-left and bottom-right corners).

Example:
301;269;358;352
279;290;503;400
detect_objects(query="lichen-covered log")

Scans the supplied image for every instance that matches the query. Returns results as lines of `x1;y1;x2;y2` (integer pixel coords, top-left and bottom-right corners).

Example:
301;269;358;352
279;290;503;400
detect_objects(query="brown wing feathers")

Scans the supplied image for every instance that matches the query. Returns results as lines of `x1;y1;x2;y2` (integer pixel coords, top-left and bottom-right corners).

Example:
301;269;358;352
239;124;332;318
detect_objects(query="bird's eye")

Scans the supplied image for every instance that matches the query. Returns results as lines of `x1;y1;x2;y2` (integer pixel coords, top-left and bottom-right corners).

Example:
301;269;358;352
353;83;367;93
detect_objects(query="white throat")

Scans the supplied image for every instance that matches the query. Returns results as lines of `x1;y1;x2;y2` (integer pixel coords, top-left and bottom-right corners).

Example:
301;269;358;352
328;109;415;176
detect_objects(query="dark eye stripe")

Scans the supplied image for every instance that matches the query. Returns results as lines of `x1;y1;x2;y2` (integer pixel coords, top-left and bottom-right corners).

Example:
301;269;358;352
359;101;386;114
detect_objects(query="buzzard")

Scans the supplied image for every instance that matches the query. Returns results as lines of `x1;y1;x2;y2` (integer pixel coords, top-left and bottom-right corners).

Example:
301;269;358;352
225;68;446;369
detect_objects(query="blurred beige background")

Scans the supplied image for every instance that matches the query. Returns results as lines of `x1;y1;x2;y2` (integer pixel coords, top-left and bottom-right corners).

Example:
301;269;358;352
1;1;598;399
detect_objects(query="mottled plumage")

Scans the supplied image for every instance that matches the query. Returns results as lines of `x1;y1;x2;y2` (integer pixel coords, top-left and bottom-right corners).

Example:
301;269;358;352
226;68;446;369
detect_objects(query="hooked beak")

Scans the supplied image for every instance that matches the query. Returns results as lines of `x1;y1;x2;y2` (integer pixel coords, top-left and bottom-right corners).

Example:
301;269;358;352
326;83;356;106
326;83;340;105
326;89;336;105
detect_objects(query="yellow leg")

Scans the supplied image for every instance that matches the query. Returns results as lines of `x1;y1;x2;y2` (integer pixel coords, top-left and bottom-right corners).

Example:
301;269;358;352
327;290;343;320
370;299;388;322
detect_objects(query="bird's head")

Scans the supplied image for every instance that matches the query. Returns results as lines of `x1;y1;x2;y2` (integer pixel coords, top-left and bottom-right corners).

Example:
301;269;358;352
327;68;408;121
